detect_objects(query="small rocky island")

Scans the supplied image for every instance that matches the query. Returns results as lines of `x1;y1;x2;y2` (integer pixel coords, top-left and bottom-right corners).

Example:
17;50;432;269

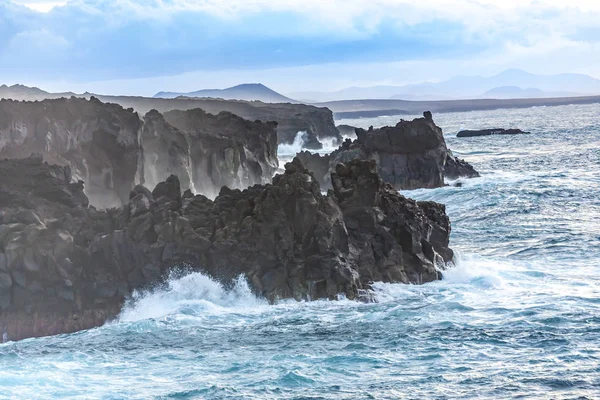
456;128;529;137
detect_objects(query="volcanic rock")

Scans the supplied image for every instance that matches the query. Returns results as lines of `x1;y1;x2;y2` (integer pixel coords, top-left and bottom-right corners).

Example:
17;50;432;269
0;156;453;340
298;113;480;189
0;98;279;206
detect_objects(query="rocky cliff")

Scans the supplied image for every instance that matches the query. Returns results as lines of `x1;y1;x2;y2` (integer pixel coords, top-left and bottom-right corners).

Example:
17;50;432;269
0;98;279;207
163;109;278;198
0;85;342;149
0;155;453;341
297;112;480;190
0;97;141;208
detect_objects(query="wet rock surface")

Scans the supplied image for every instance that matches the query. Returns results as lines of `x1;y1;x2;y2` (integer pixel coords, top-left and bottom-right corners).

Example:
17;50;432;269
0;156;453;340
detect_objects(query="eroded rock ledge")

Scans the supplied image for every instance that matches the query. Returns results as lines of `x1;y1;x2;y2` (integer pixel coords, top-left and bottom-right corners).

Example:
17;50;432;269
297;112;480;190
0;155;453;340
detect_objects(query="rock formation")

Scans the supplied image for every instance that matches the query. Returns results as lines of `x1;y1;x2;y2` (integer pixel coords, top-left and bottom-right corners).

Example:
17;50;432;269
0;97;141;208
336;124;358;137
297;112;480;190
0;98;279;207
456;128;529;137
0;84;342;149
0;155;453;341
163;109;279;198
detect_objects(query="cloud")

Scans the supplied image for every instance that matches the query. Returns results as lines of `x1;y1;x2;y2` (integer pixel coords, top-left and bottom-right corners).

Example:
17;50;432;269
2;0;600;90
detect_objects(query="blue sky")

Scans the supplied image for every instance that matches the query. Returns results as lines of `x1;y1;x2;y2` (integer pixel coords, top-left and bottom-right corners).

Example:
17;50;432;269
2;0;600;95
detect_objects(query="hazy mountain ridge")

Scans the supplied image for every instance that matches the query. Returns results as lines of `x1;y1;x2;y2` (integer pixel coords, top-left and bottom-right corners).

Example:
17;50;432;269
478;86;581;99
0;84;77;101
287;69;600;102
154;83;296;103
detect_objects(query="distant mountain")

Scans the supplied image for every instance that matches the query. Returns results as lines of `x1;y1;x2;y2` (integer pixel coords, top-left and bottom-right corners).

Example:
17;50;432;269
479;86;581;99
0;84;76;101
287;69;600;102
154;83;296;103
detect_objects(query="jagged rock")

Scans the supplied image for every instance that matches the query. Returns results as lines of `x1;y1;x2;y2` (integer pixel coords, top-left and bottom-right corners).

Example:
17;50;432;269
0;84;343;149
298;113;480;189
163;109;279;198
457;128;529;137
140;110;193;191
0;98;280;206
0;156;453;341
0;97;141;208
444;151;481;180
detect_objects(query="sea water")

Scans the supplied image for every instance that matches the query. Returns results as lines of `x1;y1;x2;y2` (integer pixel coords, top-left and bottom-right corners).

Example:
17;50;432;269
0;104;599;399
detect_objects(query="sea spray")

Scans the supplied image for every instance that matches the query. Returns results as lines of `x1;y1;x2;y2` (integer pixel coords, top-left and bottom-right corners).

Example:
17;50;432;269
119;271;267;323
277;131;308;157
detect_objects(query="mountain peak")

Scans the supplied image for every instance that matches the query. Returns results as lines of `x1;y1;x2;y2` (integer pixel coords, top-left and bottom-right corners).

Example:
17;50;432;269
153;83;295;103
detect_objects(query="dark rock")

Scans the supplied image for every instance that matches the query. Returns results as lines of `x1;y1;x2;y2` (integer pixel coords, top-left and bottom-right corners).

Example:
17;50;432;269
299;113;480;189
0;85;343;149
444;151;481;180
162;109;279;198
456;128;529;137
0;98;281;206
140;110;193;191
0;98;142;208
0;156;454;341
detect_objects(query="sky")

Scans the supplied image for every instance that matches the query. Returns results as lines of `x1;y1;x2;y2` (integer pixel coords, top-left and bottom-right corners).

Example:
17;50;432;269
2;0;600;96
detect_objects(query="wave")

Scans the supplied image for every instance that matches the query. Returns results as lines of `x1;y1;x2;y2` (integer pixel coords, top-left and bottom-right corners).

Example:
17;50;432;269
114;252;539;329
277;131;308;157
118;271;267;323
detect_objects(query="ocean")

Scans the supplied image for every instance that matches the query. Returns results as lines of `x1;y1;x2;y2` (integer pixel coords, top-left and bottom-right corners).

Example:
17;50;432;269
1;104;599;399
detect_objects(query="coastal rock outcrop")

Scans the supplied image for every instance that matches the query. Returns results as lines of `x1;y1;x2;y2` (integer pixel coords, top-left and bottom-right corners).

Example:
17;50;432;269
0;84;343;149
456;128;529;137
163;109;279;197
0;155;453;340
0;98;279;206
0;97;141;208
297;112;480;190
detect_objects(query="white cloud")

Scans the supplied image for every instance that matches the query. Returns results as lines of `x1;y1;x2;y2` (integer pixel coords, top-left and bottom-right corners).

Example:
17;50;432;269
14;1;67;12
3;0;600;92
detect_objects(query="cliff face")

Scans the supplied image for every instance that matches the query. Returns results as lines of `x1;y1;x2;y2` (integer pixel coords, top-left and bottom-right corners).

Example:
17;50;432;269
163;109;279;198
97;96;342;149
0;156;453;341
0;97;141;208
0;85;342;149
297;113;480;190
0;98;279;207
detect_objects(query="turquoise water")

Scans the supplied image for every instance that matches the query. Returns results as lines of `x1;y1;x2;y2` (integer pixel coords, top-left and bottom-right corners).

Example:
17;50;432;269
1;104;599;399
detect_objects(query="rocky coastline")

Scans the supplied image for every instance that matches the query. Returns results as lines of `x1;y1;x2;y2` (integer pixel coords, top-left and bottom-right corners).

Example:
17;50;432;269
0;97;279;207
0;155;453;341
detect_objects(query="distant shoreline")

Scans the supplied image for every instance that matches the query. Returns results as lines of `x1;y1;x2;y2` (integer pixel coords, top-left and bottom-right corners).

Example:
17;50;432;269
320;95;600;119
